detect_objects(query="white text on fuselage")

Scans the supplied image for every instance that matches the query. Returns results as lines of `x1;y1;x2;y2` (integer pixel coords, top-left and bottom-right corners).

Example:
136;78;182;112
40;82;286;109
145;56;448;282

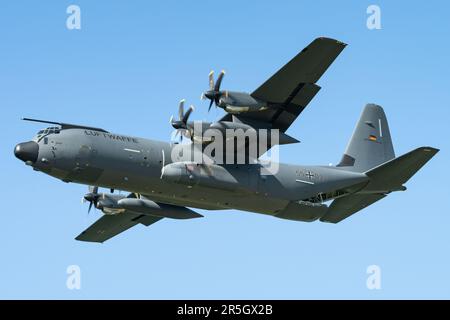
84;130;139;143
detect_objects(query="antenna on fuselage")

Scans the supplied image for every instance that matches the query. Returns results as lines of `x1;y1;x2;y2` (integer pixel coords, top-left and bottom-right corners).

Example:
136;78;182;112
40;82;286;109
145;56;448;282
21;117;109;133
22;118;62;126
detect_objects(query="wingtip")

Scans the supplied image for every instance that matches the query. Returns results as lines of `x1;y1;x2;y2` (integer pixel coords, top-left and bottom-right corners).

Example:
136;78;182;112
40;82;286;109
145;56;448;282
421;146;440;153
316;37;347;47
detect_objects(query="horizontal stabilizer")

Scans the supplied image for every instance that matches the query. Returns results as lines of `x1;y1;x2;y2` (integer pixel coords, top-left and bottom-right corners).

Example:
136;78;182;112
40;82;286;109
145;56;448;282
320;194;386;223
363;147;439;192
276;201;328;222
321;146;439;223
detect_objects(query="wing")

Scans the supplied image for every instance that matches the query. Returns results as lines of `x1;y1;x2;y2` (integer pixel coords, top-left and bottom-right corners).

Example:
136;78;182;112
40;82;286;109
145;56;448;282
75;212;162;243
221;37;346;132
252;37;346;103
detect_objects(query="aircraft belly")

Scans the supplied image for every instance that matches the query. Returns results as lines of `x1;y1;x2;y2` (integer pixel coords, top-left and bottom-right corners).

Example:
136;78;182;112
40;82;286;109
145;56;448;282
139;184;288;215
95;168;288;214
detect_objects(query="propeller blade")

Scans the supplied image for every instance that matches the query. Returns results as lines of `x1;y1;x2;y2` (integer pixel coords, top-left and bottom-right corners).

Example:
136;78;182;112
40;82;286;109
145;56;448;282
215;70;225;92
88;201;93;213
173;129;185;143
208;70;214;90
169;115;174;124
178;99;185;120
182;105;194;123
208;99;214;112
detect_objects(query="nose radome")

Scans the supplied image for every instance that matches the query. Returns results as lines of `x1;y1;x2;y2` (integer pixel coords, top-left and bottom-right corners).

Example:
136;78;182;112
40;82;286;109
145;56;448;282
14;141;39;163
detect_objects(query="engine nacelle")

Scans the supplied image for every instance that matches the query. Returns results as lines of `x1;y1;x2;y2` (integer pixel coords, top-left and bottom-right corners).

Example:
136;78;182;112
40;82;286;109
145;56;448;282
96;193;127;215
117;198;202;219
208;121;254;132
217;91;268;113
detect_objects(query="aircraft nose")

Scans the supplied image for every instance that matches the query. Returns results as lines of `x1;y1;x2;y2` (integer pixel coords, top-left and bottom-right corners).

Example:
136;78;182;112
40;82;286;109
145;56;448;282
14;141;39;163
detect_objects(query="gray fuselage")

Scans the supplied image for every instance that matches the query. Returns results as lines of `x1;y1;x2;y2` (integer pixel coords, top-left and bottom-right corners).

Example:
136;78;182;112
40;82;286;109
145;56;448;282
28;128;369;221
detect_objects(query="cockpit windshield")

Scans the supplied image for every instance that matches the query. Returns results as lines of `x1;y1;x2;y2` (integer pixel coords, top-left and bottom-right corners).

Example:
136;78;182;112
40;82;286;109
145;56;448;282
33;126;60;141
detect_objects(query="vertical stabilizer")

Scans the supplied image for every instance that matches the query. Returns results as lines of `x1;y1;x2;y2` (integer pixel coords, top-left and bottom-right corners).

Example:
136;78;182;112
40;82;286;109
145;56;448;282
337;104;395;172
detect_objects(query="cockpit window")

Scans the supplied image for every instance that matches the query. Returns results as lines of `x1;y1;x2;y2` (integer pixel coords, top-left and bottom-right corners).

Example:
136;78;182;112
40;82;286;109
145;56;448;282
33;126;60;141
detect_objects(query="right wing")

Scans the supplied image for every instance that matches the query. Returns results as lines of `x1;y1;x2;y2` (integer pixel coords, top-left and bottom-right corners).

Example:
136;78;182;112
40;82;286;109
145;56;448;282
75;212;162;243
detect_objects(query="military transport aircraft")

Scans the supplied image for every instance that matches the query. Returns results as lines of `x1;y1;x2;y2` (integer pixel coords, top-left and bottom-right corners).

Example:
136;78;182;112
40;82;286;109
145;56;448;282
14;37;438;243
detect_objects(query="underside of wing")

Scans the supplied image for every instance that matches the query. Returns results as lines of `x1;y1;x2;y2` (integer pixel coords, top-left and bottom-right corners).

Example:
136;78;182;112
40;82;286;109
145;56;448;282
75;212;162;243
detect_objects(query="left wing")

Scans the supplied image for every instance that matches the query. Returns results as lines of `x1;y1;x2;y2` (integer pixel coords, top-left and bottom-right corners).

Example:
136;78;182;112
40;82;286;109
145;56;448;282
221;37;346;132
251;37;346;105
75;212;162;243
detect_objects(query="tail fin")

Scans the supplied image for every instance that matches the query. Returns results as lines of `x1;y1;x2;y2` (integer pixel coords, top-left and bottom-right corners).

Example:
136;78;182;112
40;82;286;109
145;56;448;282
337;104;395;172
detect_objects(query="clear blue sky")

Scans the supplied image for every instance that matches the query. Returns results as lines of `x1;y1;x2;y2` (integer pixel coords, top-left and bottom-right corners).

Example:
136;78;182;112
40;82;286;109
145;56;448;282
1;1;449;299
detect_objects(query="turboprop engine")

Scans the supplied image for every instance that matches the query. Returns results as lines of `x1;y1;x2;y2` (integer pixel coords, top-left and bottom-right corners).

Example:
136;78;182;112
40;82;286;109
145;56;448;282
117;198;202;219
82;187;202;219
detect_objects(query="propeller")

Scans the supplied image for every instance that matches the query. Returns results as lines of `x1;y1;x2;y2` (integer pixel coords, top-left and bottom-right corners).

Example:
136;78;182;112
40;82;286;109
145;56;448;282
202;70;226;111
170;99;194;141
83;186;100;213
